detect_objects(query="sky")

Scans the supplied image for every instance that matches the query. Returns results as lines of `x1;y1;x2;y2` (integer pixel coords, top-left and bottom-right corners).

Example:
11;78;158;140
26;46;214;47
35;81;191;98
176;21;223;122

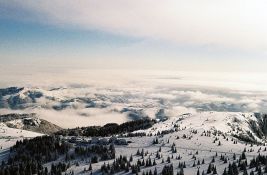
0;0;267;73
1;1;267;120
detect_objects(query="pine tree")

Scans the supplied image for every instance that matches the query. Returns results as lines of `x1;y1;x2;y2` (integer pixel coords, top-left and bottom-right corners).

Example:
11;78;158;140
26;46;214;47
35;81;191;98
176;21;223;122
213;166;217;174
153;159;157;166
167;156;171;163
232;162;238;175
154;167;157;175
211;156;215;163
241;152;246;160
192;161;196;167
243;168;248;175
233;153;236;160
137;149;140;155
207;163;212;174
222;168;227;175
89;163;92;171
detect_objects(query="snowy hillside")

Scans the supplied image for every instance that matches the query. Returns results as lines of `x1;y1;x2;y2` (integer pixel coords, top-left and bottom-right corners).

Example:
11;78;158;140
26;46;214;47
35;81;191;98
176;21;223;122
1;111;267;174
0;113;62;134
0;123;43;150
51;112;267;175
135;112;267;143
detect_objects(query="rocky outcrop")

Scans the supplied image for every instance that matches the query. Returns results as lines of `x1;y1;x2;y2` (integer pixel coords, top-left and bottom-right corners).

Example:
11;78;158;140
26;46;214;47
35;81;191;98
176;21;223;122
0;113;62;135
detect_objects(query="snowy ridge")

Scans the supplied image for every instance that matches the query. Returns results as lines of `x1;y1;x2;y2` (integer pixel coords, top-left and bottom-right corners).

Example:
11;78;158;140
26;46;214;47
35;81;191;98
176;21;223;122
59;112;267;175
135;112;265;143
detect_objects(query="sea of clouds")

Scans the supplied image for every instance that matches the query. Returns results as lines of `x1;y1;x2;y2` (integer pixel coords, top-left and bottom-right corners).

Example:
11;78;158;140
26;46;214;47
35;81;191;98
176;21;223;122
1;68;267;128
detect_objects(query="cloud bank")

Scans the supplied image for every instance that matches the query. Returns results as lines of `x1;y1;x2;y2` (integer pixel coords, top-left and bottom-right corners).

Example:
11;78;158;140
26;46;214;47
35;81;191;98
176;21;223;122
1;69;267;128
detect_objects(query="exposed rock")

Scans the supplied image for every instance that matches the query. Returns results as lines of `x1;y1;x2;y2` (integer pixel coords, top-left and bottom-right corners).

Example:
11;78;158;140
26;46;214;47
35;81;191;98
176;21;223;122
0;113;62;135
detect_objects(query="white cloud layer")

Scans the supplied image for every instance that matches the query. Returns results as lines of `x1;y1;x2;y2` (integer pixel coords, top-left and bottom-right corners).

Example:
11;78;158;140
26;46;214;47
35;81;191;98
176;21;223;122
1;69;267;128
1;0;267;51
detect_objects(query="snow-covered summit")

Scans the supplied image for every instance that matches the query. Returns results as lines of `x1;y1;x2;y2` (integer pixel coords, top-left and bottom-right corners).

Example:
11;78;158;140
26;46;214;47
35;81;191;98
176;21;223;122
136;112;267;143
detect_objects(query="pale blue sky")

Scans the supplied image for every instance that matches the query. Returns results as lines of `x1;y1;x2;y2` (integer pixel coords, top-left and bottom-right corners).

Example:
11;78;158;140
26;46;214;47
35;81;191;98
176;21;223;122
0;0;267;72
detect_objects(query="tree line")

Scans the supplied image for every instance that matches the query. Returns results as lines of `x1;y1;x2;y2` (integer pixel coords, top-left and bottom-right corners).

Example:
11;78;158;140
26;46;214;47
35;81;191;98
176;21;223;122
56;118;156;137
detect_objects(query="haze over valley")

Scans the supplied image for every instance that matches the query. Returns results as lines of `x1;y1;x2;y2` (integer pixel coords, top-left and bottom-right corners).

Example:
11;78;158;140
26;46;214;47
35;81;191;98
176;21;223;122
1;70;267;128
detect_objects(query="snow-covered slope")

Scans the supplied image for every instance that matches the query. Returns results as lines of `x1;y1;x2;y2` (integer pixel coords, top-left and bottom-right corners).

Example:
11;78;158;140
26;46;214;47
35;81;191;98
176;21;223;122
135;112;267;143
0;123;43;150
2;111;267;175
0;113;62;135
61;112;267;175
